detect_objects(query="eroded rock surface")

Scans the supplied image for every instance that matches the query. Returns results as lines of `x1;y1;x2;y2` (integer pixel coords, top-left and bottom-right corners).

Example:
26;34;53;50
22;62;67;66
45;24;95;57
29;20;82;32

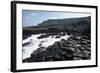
23;34;91;63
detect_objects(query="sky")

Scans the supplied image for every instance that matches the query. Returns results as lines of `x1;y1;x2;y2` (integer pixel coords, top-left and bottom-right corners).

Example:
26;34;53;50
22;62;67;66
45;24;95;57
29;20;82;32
22;10;90;27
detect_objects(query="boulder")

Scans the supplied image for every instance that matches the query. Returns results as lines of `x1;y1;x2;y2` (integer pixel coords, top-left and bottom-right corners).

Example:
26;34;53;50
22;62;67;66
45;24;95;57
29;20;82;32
72;44;81;48
82;35;90;40
73;57;82;60
55;35;61;38
71;36;81;40
81;41;87;45
67;47;76;52
37;34;49;39
59;32;66;36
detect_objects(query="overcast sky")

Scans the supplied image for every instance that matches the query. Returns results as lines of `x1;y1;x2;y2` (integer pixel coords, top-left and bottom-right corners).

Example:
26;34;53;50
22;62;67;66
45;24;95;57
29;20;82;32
22;10;90;27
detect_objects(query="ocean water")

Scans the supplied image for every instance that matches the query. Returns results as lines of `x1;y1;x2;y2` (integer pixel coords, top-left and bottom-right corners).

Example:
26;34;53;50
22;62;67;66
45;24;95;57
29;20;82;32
22;33;70;60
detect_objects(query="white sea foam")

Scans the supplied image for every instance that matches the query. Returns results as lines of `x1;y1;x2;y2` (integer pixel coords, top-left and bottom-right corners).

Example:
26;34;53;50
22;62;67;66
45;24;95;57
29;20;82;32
23;33;70;60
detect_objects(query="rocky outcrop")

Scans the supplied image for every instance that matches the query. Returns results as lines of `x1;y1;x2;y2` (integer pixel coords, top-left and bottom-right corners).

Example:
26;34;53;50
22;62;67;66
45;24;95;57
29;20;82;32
38;16;91;27
23;34;91;63
23;16;91;38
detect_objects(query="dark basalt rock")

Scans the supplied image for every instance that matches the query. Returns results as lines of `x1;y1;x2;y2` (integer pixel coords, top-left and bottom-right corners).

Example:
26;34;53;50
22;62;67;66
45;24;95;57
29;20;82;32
81;41;87;45
23;41;32;46
37;34;49;39
73;57;82;60
23;34;31;40
38;43;42;46
23;34;91;63
59;32;66;36
86;40;91;44
55;35;61;38
70;36;81;40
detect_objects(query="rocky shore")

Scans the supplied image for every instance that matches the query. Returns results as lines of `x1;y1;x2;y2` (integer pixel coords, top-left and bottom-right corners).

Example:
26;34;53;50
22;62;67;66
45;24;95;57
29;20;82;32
23;33;91;62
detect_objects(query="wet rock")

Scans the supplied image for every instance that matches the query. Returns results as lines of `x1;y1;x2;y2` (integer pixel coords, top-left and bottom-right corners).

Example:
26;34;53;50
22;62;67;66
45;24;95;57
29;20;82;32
86;40;91;44
66;44;73;47
73;57;82;60
82;44;91;51
83;50;90;55
48;33;58;35
72;44;81;48
59;32;66;36
71;36;81;40
55;35;61;38
81;41;87;45
61;39;66;43
65;49;74;57
39;44;42;46
23;57;33;62
37;34;49;39
66;40;73;44
84;47;91;51
50;42;63;48
23;34;91;63
61;51;67;55
77;52;84;57
23;41;32;46
87;44;91;47
77;46;84;52
33;47;46;54
67;37;74;41
67;47;76;52
82;35;90;40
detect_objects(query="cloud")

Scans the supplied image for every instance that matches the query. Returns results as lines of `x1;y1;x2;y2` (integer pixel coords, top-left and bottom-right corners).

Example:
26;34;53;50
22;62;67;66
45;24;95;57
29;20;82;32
49;17;64;19
30;13;36;16
49;17;57;19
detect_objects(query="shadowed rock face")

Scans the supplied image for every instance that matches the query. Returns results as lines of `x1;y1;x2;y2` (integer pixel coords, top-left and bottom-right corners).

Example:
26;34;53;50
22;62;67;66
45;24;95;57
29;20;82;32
38;16;91;27
38;16;91;35
23;34;91;63
23;16;91;39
